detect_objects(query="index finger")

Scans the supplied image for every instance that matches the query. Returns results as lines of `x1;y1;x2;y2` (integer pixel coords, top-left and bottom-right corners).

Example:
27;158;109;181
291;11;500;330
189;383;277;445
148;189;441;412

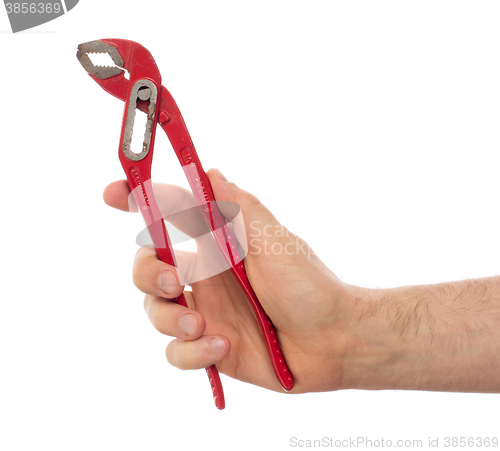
103;180;197;212
103;180;210;238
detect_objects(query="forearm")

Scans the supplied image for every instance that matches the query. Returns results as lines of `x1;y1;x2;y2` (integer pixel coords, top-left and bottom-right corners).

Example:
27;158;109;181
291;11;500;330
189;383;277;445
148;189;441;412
341;276;500;392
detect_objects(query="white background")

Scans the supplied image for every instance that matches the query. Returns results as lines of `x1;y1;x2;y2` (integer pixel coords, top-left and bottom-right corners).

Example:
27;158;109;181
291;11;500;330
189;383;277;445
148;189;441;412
1;1;499;450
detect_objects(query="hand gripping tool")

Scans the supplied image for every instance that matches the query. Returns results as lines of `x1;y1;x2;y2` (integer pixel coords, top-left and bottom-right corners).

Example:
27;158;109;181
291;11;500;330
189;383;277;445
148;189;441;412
77;39;294;409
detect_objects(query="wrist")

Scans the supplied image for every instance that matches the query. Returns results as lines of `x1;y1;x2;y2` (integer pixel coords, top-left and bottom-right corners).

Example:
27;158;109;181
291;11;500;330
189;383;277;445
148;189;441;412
334;284;406;391
338;283;455;391
338;278;500;392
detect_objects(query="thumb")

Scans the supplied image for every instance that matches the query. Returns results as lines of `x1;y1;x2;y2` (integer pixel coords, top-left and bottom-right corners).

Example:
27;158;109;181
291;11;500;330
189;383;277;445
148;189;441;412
208;169;292;257
208;168;281;231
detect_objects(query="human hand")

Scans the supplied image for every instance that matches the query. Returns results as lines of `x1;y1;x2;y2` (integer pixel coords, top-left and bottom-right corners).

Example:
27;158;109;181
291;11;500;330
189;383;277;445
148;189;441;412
103;168;357;393
104;168;500;394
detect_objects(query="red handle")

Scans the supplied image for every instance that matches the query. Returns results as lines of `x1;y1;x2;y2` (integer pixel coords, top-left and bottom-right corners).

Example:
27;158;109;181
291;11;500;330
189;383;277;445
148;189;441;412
158;86;295;392
125;166;225;409
180;150;294;391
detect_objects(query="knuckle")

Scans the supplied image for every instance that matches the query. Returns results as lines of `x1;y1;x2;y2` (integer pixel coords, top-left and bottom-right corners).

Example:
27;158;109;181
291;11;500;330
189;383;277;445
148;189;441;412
144;295;166;334
165;343;177;367
132;248;156;290
165;341;186;369
149;310;165;334
132;264;141;288
240;191;261;209
133;246;147;267
132;250;145;287
143;294;150;313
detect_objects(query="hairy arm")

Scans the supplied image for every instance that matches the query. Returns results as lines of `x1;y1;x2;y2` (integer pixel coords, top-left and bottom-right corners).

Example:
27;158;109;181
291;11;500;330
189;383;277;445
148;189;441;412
340;276;500;392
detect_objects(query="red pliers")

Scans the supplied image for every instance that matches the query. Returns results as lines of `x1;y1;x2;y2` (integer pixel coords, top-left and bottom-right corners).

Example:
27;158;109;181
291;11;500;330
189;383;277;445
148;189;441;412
77;39;294;409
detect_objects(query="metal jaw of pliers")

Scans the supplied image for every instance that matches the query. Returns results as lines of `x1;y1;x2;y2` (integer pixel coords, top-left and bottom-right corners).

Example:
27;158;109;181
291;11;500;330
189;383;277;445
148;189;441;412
77;39;295;409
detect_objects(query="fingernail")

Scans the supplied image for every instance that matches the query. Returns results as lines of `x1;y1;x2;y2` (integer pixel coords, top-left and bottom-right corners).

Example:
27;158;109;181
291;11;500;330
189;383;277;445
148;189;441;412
179;314;197;336
210;337;226;356
216;168;228;182
159;271;178;295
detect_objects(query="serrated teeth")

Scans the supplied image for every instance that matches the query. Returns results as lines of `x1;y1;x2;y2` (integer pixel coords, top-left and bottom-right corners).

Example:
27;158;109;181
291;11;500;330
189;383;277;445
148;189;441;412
77;40;125;80
87;52;118;69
